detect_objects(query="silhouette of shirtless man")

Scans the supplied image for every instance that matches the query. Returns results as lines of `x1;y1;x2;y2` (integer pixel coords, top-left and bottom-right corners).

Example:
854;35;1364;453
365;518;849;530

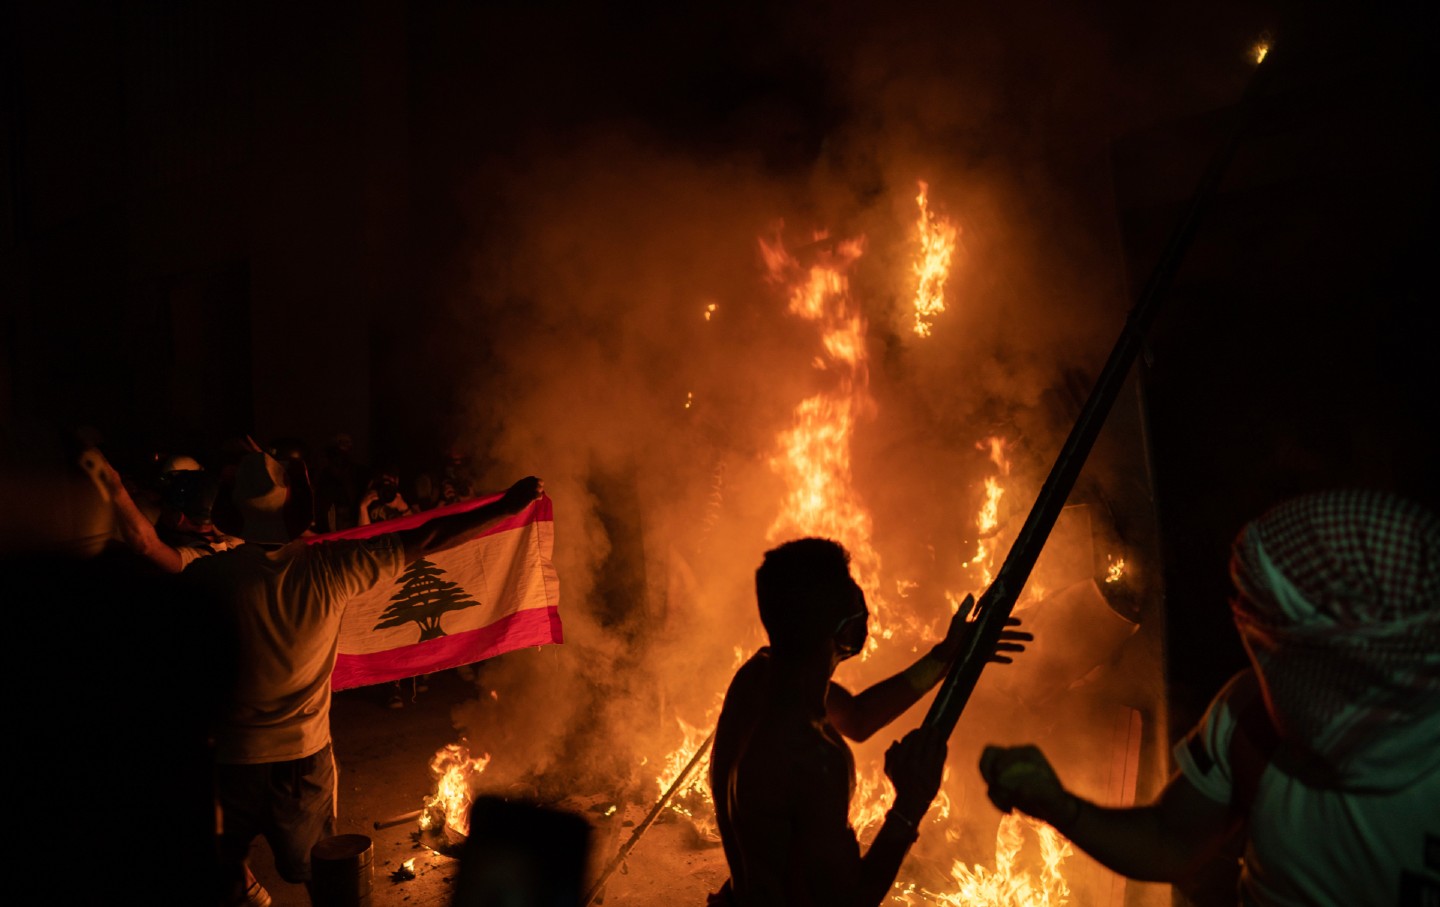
710;538;1028;907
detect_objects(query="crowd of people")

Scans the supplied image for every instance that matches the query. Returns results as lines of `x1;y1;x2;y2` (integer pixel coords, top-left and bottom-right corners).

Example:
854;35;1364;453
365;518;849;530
8;426;541;907
6;421;1436;906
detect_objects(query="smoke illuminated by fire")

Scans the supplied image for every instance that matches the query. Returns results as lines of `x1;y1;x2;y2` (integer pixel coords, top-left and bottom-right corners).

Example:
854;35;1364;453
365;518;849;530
423;163;1137;901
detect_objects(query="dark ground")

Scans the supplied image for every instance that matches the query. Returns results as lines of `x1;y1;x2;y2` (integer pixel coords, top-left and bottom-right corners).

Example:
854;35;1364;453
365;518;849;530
248;667;726;907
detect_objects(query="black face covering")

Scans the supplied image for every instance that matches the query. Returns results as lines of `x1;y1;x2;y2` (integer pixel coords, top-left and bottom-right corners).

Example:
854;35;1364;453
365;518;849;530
831;586;869;660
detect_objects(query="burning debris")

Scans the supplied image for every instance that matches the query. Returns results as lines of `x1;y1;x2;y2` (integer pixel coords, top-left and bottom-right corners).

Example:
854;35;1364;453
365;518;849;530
412;741;491;855
390;858;418;882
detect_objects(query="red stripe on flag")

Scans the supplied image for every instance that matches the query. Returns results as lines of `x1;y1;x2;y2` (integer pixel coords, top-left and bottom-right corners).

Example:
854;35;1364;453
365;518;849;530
332;605;563;691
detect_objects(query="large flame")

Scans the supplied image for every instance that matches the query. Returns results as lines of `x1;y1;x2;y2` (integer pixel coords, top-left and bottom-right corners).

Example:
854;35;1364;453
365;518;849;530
911;181;959;338
760;230;895;658
753;205;1072;897
423;182;1077;902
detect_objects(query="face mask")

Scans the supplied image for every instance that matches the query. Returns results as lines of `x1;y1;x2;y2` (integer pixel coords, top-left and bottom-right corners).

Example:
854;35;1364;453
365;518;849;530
831;587;869;660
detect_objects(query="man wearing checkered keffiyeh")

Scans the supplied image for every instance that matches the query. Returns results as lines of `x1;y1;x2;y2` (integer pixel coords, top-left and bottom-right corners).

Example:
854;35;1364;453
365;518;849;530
978;489;1440;906
1229;489;1440;788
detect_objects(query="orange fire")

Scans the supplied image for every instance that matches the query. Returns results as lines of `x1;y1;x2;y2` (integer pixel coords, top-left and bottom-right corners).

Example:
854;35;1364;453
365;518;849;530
938;814;1074;906
1105;555;1127;584
911;181;959;338
754;207;1074;897
654;647;747;828
759;230;895;657
418;742;490;838
966;437;1012;587
654;717;718;835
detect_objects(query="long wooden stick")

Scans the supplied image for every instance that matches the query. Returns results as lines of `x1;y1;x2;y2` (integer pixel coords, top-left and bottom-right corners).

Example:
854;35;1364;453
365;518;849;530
373;808;424;830
925;42;1280;739
583;730;717;906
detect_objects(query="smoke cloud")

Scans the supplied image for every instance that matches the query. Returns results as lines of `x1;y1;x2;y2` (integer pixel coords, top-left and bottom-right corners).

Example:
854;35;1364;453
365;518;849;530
428;1;1276;896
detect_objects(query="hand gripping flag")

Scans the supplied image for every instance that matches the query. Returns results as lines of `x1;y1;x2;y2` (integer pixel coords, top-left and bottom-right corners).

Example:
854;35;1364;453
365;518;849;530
308;493;561;690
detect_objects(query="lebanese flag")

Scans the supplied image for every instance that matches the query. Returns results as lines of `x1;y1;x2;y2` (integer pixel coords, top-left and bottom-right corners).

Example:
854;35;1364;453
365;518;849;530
307;493;561;690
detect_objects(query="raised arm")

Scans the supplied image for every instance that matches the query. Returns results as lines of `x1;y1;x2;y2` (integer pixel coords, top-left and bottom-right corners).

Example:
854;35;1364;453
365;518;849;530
979;744;1238;883
828;596;1029;742
81;450;186;574
395;476;542;563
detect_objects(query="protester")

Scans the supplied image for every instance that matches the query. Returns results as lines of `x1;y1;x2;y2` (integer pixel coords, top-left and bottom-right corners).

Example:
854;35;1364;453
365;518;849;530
357;465;413;526
185;449;542;906
314;432;365;532
979;489;1440;905
710;537;1029;906
6;438;225;905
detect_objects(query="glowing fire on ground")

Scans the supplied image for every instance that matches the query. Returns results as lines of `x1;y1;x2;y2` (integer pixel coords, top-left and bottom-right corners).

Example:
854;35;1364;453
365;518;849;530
911;181;959;338
925;814;1073;906
418;743;491;838
654;717;718;834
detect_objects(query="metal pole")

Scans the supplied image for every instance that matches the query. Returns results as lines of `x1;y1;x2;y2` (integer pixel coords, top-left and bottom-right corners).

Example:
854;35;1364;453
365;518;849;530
924;42;1281;739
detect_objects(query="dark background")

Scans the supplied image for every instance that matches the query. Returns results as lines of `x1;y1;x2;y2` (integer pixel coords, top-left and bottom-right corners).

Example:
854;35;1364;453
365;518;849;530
3;3;1436;901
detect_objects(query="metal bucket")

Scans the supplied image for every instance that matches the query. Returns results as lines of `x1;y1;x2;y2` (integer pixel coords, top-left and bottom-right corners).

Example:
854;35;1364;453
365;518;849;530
310;833;374;907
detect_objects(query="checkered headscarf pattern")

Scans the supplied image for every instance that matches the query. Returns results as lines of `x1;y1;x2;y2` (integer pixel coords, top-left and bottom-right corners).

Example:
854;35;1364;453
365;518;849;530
1229;490;1440;784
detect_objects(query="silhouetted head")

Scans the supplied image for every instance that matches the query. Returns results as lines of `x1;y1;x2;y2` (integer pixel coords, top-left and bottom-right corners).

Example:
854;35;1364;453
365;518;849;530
755;537;868;661
229;452;313;543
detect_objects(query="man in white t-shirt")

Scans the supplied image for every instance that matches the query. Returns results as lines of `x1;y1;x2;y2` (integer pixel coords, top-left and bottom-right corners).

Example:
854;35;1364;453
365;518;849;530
188;451;541;906
977;489;1439;905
